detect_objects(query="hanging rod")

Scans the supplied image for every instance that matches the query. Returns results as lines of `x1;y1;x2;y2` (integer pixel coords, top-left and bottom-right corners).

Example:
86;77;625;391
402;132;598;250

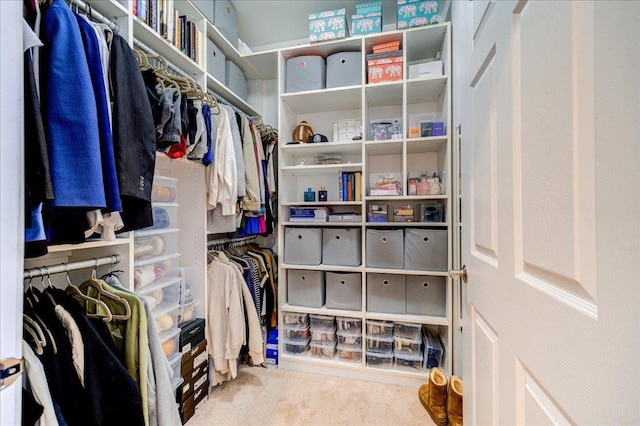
207;235;258;249
23;254;121;280
67;0;120;32
133;38;194;80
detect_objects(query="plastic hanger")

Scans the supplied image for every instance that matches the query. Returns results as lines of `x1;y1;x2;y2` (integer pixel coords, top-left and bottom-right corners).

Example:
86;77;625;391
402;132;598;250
79;260;131;321
23;322;44;355
64;264;114;322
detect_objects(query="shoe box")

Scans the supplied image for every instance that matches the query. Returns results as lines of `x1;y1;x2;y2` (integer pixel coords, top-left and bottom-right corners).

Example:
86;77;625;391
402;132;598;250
178;318;209;424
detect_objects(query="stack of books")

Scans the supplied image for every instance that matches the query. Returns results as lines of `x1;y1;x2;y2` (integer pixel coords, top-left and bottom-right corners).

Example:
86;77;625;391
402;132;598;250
289;207;329;222
339;171;362;201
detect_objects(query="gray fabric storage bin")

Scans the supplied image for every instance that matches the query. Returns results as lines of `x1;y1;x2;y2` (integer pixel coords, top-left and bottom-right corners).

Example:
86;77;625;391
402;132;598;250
225;61;247;100
366;229;404;269
405;276;446;316
192;0;214;22
286;56;326;93
367;273;406;314
206;38;226;83
288;269;325;308
284;228;322;265
326;272;362;311
214;0;239;47
404;229;448;272
326;51;362;88
322;228;362;266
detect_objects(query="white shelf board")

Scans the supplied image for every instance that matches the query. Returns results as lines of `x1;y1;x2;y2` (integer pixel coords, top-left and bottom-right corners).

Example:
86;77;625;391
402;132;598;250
364;268;449;276
280;38;362;60
205;74;258;116
281;264;364;273
363;366;430;388
281;141;363;156
48;237;131;253
281;163;363;176
134;227;180;237
91;0;129;18
282;222;364;227
406;76;448;104
281;86;362;114
132;19;203;77
404;23;449;63
364;140;403;156
406;136;448;153
365;312;450;326
365;82;403;107
281;304;365;318
364;222;448;228
280;201;362;207
243;49;279;80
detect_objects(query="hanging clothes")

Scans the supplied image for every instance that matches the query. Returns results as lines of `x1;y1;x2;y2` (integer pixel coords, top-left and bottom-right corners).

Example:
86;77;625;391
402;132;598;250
109;33;156;232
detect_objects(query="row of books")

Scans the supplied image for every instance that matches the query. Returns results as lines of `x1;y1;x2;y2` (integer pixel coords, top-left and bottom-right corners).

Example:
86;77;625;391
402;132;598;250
339;172;363;202
133;0;201;63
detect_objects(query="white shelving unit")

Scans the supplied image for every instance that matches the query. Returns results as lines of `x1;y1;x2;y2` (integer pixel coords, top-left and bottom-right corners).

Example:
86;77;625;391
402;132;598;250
276;23;453;387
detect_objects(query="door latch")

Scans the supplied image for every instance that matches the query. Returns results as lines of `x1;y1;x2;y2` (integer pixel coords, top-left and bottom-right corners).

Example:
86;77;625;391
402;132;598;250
449;265;468;283
0;358;24;391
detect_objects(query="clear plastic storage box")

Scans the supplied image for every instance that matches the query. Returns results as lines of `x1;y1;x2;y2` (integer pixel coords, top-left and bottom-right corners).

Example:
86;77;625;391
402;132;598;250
336;317;362;333
366;320;394;338
395;352;424;372
144;203;179;231
309;341;337;359
423;332;444;369
337;344;363;363
168;352;183;384
337;330;362;348
310;314;335;330
366;351;394;369
160;328;180;359
366;335;394;354
393;336;422;356
394;322;422;340
284;338;310;356
154;304;180;333
283;323;311;341
151;176;178;203
134;254;181;290
134;228;180;261
283;312;310;326
310;327;336;344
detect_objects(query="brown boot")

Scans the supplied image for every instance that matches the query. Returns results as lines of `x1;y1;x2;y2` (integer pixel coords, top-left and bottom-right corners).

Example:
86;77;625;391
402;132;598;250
447;375;463;426
418;367;448;426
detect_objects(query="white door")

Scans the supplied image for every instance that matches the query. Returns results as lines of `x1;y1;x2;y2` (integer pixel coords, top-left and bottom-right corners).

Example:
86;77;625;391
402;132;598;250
454;1;640;424
0;1;25;424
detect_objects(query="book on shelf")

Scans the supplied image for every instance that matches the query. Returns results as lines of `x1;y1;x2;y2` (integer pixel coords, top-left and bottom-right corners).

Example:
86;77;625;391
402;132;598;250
149;0;157;31
339;171;362;201
179;15;186;54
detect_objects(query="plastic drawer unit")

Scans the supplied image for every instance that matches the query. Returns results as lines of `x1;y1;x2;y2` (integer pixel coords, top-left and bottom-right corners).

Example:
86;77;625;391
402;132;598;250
287;269;325;308
366;335;394;354
366;320;394;338
322;228;362;266
336;317;362;334
310;314;335;330
283;312;310;326
395;352;424;373
404;228;448;272
326;51;362;88
366;351;394;369
310;341;337;359
367;273;406;314
337;344;362;363
366;229;404;269
282;323;311;341
393;335;422;356
286;55;326;93
393;322;422;340
310;327;337;344
405;275;446;316
284;338;310;356
337;329;362;348
284;228;323;265
325;272;362;311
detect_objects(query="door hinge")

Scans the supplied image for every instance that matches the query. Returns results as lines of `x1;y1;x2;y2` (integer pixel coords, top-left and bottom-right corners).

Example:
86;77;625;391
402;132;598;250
0;358;24;391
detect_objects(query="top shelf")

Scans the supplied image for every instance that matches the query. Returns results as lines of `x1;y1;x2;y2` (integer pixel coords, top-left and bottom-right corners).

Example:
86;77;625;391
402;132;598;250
281;86;362;114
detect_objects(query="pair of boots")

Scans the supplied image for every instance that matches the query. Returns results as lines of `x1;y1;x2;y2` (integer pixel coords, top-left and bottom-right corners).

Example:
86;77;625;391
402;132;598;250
418;368;463;426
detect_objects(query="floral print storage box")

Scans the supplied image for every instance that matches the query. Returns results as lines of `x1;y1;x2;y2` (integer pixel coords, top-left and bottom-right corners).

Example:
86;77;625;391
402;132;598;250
309;8;348;43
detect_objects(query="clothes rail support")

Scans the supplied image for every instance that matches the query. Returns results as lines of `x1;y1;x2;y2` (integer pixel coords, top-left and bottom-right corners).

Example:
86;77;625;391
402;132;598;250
23;254;121;279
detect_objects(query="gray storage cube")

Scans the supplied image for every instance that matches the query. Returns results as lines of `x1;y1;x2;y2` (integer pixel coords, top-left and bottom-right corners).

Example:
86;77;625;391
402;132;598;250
366;229;404;269
406;276;446;316
284;228;322;265
326;272;362;311
286;56;326;93
326;51;362;88
404;229;448;272
288;269;325;308
322;228;362;266
192;0;214;23
214;0;238;47
367;273;405;314
206;38;226;83
225;60;247;100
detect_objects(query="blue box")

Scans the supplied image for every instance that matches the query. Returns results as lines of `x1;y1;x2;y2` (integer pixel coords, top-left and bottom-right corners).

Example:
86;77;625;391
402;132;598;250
356;1;382;15
309;8;348;43
397;0;440;29
266;348;278;366
351;12;382;36
432;122;445;136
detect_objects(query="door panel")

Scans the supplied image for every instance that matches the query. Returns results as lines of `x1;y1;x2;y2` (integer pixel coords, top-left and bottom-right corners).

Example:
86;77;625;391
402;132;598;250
455;0;640;424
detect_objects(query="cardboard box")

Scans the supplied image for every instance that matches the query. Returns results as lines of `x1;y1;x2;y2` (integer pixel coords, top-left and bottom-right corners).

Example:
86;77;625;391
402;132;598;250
408;60;443;79
397;0;440;29
373;41;400;53
367;53;403;84
356;1;383;15
351;12;382;36
309;8;348;43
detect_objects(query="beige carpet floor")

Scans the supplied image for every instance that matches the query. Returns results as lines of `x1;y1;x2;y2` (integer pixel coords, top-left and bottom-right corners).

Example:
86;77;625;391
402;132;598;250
189;365;436;426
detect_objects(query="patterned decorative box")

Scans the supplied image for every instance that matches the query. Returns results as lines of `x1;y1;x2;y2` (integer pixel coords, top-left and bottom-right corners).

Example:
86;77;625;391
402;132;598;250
309;8;348;43
396;0;440;29
367;52;403;84
351;12;382;36
356;1;383;15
